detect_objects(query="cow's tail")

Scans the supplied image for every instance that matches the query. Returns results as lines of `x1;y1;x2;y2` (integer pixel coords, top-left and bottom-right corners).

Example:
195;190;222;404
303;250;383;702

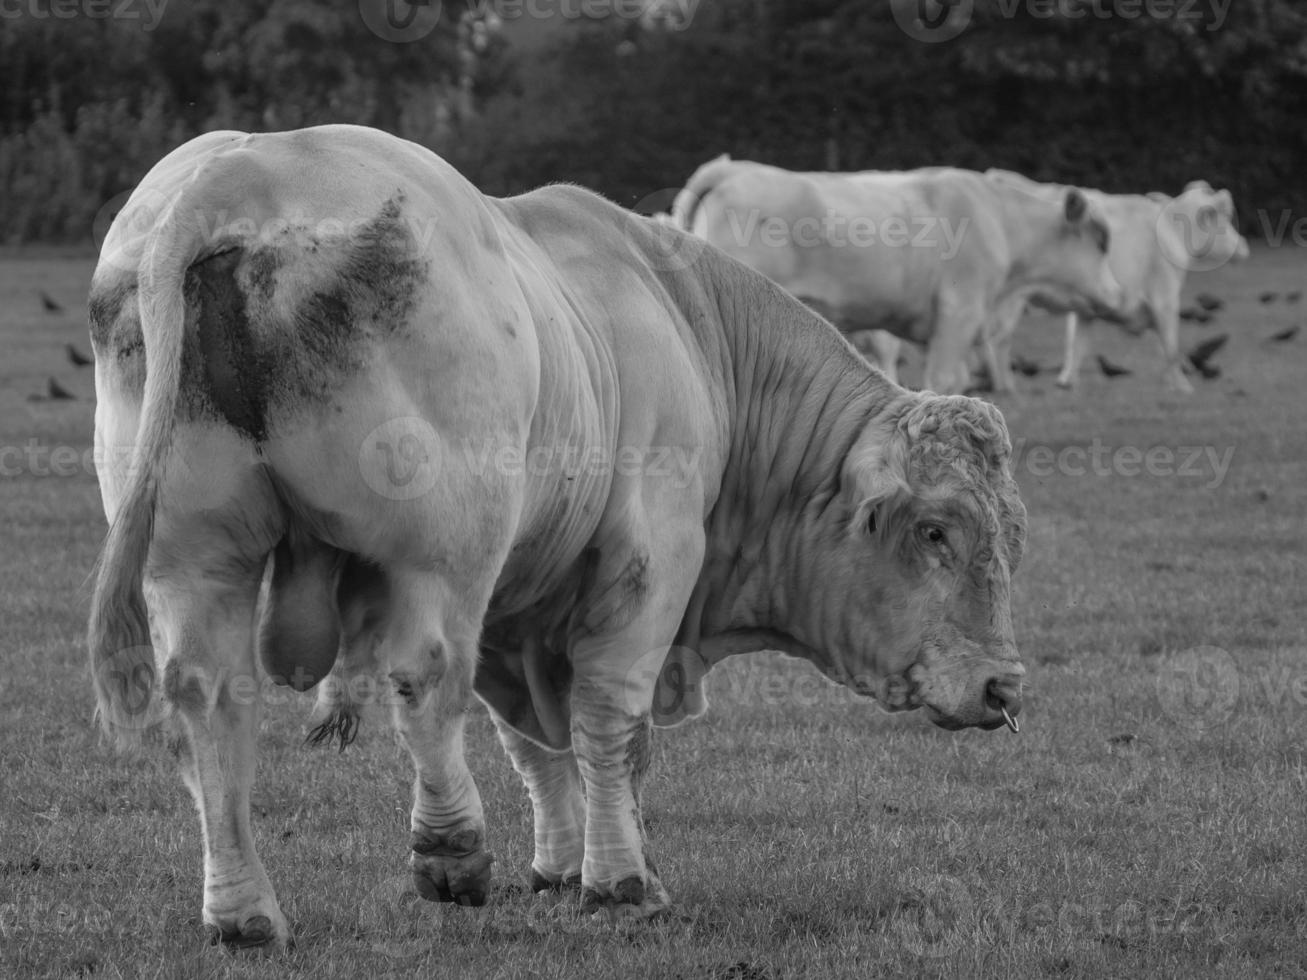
89;191;210;747
670;154;735;233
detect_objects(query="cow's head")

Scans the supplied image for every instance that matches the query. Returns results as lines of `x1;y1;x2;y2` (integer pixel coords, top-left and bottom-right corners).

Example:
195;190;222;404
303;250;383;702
1165;180;1250;268
1036;189;1124;318
818;392;1027;730
985;171;1124;319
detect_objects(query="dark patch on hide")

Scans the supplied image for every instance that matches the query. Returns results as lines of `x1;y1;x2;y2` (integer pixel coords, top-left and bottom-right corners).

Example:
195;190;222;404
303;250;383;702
577;549;651;634
176;195;427;439
186;249;267;438
285;196;427;386
88;280;144;391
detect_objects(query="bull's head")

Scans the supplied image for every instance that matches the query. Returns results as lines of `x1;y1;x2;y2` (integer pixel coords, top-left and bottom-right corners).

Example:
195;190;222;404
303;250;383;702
821;393;1027;730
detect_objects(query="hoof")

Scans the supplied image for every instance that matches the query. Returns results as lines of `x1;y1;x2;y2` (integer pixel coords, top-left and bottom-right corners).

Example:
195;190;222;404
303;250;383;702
203;912;292;950
530;868;582;893
580;873;671;920
411;829;494;906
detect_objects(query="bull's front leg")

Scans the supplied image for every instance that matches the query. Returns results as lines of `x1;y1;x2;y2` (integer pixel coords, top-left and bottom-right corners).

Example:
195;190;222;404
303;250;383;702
566;524;704;917
490;716;586;891
570;677;667;916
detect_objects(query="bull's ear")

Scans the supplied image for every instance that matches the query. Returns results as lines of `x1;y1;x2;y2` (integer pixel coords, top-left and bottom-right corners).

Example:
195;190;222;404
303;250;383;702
844;421;910;537
1064;188;1088;224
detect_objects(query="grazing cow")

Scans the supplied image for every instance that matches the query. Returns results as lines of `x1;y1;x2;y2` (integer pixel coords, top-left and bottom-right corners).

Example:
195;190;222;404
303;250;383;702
982;172;1251;393
88;125;1028;949
670;156;1123;393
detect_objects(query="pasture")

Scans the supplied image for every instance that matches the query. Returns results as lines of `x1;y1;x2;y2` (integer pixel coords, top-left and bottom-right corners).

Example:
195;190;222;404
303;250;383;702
1;247;1305;979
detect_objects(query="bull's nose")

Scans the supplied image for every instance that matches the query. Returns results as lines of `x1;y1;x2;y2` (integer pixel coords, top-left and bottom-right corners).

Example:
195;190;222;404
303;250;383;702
985;677;1023;733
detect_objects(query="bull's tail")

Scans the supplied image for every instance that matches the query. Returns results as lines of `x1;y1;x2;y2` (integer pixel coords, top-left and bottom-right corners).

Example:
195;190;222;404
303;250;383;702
88;191;210;746
670;154;736;233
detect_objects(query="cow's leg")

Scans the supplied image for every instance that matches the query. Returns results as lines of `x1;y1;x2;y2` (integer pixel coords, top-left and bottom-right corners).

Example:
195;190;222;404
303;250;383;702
923;300;982;395
490;716;586;891
161;576;287;948
147;444;288;948
1153;303;1194;393
567;520;705;917
381;570;493;906
985;296;1026;394
1056;313;1085;389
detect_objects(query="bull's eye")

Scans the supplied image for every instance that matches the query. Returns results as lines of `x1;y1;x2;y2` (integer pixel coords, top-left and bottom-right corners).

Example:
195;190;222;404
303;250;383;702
918;523;947;547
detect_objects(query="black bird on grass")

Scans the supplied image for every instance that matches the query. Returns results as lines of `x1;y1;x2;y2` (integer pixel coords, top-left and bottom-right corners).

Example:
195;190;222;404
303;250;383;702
1179;307;1213;324
1010;355;1042;377
1260;291;1280;304
66;343;93;367
1186;333;1228;380
1286;290;1302;304
47;377;76;400
1195;293;1224;312
1267;325;1300;342
40;291;63;313
1097;355;1131;378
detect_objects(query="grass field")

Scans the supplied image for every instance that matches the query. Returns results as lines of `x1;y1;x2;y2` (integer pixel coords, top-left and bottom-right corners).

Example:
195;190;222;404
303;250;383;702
1;247;1305;979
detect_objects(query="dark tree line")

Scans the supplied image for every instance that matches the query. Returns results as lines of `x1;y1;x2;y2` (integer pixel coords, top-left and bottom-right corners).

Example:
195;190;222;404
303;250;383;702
2;0;1304;243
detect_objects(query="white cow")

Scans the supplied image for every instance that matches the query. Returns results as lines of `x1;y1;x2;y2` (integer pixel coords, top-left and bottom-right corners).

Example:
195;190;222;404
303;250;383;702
671;156;1123;393
982;173;1251;393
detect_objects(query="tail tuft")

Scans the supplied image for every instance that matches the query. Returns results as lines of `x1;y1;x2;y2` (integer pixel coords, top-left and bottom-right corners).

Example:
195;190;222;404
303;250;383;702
306;704;360;752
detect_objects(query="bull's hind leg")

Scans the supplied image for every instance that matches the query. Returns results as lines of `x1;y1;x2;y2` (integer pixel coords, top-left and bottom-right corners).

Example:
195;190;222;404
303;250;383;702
147;438;287;947
489;718;585;891
379;571;493;906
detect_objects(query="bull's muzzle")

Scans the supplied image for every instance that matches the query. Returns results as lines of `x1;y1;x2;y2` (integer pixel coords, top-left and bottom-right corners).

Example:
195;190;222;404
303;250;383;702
982;674;1023;733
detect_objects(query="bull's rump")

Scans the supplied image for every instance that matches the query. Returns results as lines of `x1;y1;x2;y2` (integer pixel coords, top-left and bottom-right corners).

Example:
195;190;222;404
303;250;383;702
89;126;721;717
